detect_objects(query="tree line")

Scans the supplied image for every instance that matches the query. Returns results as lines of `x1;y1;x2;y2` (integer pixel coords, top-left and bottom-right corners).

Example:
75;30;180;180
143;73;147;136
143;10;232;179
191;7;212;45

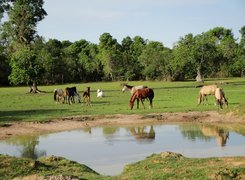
0;0;244;90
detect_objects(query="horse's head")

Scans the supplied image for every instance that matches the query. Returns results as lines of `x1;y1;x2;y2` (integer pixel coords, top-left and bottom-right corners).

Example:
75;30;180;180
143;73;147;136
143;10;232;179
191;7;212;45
223;98;228;107
129;100;134;110
122;85;127;93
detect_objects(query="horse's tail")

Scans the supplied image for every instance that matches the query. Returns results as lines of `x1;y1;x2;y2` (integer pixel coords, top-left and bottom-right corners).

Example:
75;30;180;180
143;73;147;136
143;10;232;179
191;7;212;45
54;89;57;101
149;89;154;109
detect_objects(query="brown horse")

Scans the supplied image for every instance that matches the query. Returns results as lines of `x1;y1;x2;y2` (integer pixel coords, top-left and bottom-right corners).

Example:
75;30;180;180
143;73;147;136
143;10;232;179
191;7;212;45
129;88;154;110
215;88;228;109
83;87;91;106
198;84;218;105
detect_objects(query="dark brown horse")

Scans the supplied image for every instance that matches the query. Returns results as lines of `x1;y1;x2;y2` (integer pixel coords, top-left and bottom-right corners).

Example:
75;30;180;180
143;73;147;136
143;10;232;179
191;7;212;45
129;88;154;110
83;87;91;106
65;86;81;105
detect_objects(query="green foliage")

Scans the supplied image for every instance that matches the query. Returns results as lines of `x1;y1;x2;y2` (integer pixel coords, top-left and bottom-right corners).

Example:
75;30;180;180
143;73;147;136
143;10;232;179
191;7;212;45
2;0;47;45
9;45;44;85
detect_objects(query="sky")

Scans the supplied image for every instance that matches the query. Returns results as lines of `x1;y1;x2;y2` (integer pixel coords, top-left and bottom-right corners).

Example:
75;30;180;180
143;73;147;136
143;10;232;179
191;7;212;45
37;0;245;48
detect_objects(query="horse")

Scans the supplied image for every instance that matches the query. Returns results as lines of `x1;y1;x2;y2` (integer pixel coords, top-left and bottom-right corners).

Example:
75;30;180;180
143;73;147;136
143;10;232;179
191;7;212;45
198;84;218;105
53;88;65;104
65;86;81;105
97;89;104;98
122;83;148;96
129;88;154;110
83;87;91;106
215;88;228;109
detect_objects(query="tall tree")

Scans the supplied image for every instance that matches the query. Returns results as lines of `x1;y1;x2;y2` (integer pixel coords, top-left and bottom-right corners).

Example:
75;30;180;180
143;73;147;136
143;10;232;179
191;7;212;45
98;33;122;80
230;26;245;77
139;41;169;80
2;0;47;92
172;34;196;80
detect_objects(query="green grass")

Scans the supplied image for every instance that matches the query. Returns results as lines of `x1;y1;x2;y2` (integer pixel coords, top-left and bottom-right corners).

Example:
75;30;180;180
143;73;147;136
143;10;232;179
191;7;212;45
0;78;244;123
1;152;244;179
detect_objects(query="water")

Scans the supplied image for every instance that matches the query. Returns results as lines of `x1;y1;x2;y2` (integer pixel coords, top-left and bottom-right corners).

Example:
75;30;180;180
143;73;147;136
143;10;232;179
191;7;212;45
0;123;245;175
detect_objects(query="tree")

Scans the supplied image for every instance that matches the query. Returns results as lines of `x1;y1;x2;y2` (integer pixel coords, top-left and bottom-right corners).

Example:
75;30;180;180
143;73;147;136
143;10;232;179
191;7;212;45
172;34;196;80
2;0;47;92
98;33;122;80
38;39;65;84
193;33;217;82
230;26;245;77
139;41;169;80
206;27;237;77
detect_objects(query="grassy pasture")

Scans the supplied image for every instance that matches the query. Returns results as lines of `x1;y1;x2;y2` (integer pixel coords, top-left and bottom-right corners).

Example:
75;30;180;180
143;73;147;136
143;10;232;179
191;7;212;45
0;78;244;123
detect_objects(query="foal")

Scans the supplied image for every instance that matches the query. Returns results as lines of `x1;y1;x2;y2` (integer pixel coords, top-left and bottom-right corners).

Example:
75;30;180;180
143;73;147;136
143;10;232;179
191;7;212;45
83;87;91;106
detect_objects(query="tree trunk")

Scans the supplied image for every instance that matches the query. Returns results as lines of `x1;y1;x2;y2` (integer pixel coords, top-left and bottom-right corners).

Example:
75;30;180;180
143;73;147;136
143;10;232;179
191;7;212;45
196;67;204;83
28;82;46;93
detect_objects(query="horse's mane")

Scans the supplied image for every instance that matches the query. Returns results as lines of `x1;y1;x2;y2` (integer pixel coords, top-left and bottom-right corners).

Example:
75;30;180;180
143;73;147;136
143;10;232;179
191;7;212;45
130;91;137;103
124;84;134;89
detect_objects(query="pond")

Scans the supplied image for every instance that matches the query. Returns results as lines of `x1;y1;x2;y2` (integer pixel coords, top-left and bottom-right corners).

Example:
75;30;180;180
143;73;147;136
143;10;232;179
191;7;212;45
0;123;245;175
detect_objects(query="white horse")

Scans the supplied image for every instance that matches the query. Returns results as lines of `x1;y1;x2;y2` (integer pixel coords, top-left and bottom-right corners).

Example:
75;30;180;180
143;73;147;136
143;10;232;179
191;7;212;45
121;84;148;96
97;89;104;97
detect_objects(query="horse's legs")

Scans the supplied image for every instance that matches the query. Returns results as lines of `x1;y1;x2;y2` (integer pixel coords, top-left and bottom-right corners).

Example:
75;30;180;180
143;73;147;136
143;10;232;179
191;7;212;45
136;99;139;109
141;99;145;109
149;99;153;109
204;95;208;105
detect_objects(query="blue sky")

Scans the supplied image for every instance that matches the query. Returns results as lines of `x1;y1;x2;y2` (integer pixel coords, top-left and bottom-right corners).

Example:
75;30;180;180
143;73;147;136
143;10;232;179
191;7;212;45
37;0;245;48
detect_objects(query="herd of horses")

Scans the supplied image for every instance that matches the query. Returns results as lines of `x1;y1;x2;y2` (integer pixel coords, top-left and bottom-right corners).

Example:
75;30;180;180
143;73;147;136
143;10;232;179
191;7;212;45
54;86;91;106
53;83;228;110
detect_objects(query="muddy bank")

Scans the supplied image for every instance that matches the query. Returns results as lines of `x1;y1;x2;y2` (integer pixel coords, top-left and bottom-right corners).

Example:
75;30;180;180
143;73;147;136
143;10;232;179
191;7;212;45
0;111;244;140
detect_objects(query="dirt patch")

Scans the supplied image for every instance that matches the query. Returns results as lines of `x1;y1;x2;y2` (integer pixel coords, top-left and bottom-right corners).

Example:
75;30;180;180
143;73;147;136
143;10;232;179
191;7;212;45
0;111;244;140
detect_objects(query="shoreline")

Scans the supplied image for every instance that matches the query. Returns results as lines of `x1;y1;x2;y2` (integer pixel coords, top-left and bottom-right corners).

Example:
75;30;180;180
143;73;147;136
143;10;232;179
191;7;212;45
0;111;244;140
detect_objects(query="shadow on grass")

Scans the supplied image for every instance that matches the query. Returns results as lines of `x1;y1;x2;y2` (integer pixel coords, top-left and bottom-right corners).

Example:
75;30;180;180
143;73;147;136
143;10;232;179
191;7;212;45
0;109;70;122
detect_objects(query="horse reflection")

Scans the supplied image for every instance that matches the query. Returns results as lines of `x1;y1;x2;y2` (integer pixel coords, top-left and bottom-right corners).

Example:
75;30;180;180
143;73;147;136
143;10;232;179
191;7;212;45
201;126;229;147
129;125;155;142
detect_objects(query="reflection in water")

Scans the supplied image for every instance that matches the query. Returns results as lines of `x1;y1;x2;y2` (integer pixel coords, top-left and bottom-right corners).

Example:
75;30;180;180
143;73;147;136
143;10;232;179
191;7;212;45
0;123;244;176
179;124;229;147
103;127;119;137
128;125;155;142
4;135;46;159
82;127;92;134
201;126;229;147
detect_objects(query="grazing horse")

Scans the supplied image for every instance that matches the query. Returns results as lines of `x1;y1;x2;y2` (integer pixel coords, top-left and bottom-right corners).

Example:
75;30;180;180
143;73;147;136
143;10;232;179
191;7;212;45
122;84;148;96
65;86;81;105
83;87;91;106
129;88;154;110
215;88;228;109
53;88;65;104
198;84;218;105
